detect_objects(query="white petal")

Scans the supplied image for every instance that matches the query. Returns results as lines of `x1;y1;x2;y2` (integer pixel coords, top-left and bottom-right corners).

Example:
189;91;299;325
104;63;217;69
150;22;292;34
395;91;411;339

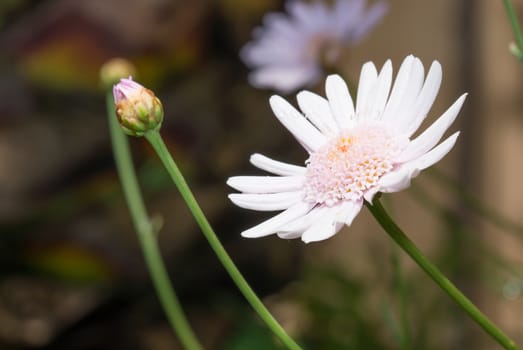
241;202;314;238
325;74;356;129
228;192;302;211
227;175;304;193
297;91;339;137
378;166;420;193
379;132;460;193
301;208;343;243
249;65;319;94
299;200;362;243
276;230;304;239
279;205;327;232
410;132;460;171
392;57;425;130
359;60;392;121
381;55;414;123
403;61;444;136
250;153;306;176
270;96;327;151
338;199;363;226
356;61;378;118
363;187;379;203
397;94;466;163
277;205;328;238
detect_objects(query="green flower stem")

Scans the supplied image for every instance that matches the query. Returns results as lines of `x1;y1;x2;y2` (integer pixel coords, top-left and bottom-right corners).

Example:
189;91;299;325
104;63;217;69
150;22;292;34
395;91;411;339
366;199;518;350
144;130;303;350
503;0;523;60
106;93;203;350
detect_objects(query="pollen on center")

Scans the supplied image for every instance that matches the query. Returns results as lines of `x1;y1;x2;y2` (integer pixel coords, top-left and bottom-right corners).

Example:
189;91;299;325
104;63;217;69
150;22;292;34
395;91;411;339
303;123;404;206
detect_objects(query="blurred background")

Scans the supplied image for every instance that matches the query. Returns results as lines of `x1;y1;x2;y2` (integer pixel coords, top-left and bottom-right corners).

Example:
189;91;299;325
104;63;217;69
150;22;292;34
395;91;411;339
0;0;522;349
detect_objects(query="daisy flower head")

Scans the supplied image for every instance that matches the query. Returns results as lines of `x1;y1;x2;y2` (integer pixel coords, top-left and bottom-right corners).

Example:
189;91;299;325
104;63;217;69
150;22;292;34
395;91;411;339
228;55;467;243
240;0;388;93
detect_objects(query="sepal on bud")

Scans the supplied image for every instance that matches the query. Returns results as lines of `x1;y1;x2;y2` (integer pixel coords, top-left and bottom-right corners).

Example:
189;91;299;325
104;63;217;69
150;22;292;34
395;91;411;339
113;78;163;137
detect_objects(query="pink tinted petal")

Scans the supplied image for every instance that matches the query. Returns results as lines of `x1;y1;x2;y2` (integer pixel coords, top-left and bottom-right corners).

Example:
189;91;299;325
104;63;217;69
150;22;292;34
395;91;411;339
356;61;379;119
379;132;460;193
397;94;466;163
113;77;142;103
337;199;363;226
326;74;356;129
227;175;304;193
277;205;328;237
241;202;314;238
377;166;420;193
270;95;327;151
363;187;379;204
300;200;362;243
249;153;306;176
228;191;302;211
365;60;393;120
276;230;304;239
392;58;425;130
301;209;343;243
297;90;339;137
404;61;444;137
381;56;415;123
113;85;125;103
410;132;460;171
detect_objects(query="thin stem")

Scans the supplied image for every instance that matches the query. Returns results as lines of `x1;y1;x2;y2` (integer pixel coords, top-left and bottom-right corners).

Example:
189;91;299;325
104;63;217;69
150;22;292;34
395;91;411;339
503;0;523;60
106;93;203;350
366;198;518;350
144;131;303;350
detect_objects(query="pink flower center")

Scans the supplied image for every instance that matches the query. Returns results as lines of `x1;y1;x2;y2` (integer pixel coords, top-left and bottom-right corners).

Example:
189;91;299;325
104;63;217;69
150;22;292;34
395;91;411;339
303;124;405;206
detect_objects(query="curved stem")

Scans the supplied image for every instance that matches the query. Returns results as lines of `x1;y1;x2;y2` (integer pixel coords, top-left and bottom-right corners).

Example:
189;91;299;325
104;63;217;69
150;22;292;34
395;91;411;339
145;131;303;350
106;93;203;350
503;0;523;60
366;198;518;350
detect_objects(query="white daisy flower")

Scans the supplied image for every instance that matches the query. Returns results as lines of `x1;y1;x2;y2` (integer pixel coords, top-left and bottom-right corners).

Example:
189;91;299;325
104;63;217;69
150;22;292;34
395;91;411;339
241;0;388;93
228;55;467;243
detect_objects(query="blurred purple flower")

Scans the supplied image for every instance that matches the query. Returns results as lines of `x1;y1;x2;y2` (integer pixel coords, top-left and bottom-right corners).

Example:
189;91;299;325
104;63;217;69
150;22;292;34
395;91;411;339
241;0;388;93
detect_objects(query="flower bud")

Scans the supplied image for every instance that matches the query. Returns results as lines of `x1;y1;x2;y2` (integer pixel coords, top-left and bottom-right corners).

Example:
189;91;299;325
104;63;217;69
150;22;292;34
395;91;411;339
113;78;163;137
100;58;137;89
